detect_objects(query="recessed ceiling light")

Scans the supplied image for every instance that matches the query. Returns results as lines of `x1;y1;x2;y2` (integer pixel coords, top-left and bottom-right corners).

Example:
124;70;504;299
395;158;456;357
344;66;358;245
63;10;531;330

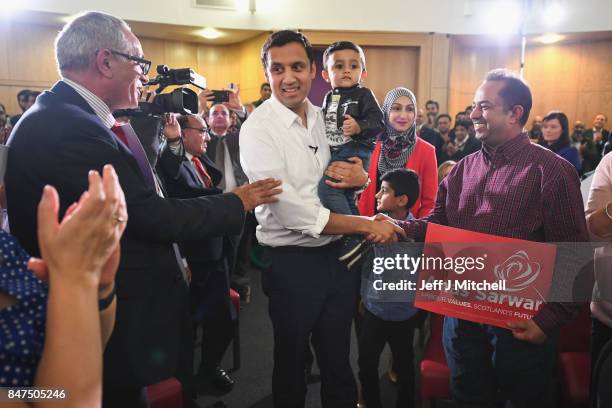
537;33;564;44
197;27;224;40
60;14;80;24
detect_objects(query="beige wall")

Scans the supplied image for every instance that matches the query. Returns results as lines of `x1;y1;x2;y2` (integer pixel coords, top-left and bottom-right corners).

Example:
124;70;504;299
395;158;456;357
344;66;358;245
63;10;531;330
2;18;611;128
0;20;269;115
448;38;612;127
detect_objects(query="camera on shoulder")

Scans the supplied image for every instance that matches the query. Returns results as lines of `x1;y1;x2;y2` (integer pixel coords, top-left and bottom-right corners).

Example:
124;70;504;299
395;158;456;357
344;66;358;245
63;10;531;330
114;64;206;117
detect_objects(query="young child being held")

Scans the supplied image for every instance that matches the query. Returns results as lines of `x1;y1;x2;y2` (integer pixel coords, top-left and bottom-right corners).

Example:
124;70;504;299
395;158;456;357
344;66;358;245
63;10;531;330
318;41;385;265
359;168;422;408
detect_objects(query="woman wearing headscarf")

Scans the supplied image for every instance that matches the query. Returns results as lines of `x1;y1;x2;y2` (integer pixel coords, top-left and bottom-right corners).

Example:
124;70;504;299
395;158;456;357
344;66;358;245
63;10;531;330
358;87;438;218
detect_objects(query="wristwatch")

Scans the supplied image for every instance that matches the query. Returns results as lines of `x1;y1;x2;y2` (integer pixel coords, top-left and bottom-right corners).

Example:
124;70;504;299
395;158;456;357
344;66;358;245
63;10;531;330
355;175;371;195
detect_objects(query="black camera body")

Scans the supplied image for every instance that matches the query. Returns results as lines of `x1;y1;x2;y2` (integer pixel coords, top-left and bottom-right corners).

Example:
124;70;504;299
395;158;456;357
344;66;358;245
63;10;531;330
114;64;207;117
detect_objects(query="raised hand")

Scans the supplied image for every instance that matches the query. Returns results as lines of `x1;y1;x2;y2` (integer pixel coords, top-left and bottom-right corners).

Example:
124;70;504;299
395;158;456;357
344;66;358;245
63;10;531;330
163;113;181;142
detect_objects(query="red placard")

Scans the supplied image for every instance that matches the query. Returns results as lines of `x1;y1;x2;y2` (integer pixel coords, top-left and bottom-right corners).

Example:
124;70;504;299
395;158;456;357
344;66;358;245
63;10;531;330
414;224;557;328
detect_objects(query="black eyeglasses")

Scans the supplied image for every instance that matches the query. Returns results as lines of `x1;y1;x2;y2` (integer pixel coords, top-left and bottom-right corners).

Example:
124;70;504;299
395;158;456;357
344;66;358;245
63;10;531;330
106;49;151;75
184;127;209;136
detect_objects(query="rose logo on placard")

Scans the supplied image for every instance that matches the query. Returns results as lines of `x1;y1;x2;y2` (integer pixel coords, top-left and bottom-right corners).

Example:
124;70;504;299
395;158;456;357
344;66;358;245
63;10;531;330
493;250;540;292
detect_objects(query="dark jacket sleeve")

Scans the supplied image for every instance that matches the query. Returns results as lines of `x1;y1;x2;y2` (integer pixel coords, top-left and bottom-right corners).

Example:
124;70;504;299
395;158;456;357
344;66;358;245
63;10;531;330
12;114;245;248
156;143;223;198
352;88;385;143
322;90;332;114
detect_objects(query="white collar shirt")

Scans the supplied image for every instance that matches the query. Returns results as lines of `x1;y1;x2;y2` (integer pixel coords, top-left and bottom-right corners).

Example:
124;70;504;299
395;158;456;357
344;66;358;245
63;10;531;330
239;95;336;247
62;77;115;129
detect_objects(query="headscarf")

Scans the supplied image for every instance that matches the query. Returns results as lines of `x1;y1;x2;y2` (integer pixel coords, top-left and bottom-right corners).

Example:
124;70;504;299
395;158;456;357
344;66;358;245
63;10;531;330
378;87;418;176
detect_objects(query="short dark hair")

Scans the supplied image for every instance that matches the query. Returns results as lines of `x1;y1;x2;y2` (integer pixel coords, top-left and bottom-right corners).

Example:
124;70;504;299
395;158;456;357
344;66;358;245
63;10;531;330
425;100;439;109
175;114;190;130
436;114;452;125
455;111;466;119
484;68;532;126
260;82;270;91
454;120;472;130
322;41;366;70
0;103;5;113
17;89;31;101
543;111;570;145
261;30;314;71
381;168;420;209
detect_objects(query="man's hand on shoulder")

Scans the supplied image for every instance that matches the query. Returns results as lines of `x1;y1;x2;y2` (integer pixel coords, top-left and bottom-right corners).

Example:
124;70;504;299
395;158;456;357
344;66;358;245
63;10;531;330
232;178;282;211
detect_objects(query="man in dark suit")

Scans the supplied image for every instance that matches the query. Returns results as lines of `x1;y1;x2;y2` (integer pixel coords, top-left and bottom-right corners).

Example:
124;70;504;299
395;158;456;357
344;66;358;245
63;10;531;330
581;113;610;175
156;113;236;393
438;120;482;162
5;11;280;408
206;103;253;298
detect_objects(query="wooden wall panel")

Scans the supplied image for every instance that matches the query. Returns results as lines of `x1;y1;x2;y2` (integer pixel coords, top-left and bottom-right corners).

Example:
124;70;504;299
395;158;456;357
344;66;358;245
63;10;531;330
448;38;612;127
361;46;419;105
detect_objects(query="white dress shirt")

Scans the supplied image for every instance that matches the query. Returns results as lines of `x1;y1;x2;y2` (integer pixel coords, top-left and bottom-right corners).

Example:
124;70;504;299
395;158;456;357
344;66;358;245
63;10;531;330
240;96;337;247
62;77;115;129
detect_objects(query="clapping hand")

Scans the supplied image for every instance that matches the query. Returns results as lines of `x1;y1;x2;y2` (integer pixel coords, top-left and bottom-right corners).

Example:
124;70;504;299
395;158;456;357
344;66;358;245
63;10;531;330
163;113;181;142
28;165;127;295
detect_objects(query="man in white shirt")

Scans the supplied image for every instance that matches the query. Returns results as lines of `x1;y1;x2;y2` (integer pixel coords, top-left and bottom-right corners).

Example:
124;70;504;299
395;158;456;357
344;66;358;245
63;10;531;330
240;30;403;408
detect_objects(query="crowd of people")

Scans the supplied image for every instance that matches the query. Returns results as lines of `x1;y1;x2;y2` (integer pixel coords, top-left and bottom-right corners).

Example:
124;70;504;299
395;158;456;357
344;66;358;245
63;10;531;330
0;9;611;408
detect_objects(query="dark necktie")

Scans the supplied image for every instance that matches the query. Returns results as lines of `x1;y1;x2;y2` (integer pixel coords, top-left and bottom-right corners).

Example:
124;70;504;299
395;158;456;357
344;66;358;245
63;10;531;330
191;156;213;188
214;137;227;191
111;123;156;189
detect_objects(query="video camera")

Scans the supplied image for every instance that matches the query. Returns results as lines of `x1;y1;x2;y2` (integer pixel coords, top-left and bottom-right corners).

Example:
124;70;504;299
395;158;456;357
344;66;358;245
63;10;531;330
114;64;207;117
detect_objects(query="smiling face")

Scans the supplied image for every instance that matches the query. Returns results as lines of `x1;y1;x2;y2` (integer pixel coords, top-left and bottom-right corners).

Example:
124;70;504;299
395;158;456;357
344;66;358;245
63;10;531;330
593;114;608;130
209;104;230;134
437;116;451;134
454;124;468;142
542;118;563;143
388;96;415;132
322;49;366;89
260;84;272;100
470;80;522;148
106;28;148;110
183;115;210;156
265;41;315;114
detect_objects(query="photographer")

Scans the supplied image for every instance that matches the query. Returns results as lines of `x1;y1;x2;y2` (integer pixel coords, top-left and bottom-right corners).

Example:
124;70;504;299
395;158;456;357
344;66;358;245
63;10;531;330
200;83;247;122
156;113;237;395
6;11;281;408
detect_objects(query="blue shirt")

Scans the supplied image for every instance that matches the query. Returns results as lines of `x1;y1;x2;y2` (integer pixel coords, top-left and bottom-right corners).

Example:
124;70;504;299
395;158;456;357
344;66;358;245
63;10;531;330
363;213;419;321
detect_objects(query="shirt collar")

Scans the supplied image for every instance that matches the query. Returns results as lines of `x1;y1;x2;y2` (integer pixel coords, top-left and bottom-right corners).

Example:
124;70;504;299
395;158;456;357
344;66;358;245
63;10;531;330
185;151;194;161
455;134;469;148
269;95;319;129
62;77;115;129
482;132;530;161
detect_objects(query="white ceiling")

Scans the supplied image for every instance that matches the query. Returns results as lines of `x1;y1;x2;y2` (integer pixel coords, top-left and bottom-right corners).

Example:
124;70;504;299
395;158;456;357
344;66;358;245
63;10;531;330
11;0;612;40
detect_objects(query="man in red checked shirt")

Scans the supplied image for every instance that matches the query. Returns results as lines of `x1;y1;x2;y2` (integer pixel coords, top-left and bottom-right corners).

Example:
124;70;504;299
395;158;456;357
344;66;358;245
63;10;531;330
396;69;588;407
